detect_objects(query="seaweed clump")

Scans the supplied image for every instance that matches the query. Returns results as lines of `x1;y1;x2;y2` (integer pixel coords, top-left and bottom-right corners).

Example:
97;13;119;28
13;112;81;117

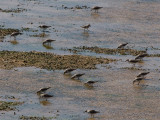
63;46;147;56
19;115;53;120
0;51;115;70
0;28;19;37
0;8;27;13
0;101;23;111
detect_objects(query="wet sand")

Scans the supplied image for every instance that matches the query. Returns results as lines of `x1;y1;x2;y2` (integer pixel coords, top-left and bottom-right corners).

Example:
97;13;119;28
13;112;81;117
0;0;160;120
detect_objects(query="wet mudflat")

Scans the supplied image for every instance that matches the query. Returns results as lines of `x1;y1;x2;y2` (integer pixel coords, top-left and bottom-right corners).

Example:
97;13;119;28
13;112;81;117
0;0;160;120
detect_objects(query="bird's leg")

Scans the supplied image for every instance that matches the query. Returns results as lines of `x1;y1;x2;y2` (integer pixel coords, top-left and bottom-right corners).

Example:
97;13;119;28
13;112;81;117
133;80;137;85
14;36;16;40
132;63;136;67
138;81;140;85
90;114;94;118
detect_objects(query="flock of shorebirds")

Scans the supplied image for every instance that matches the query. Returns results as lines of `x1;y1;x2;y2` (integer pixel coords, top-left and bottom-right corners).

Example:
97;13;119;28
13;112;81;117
35;68;150;117
9;5;152;117
9;6;103;46
36;68;100;117
8;6;103;117
117;42;150;85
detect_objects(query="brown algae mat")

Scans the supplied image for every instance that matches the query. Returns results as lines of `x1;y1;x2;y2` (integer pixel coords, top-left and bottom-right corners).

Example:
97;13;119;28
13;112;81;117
19;115;53;120
63;46;147;56
0;101;23;111
0;8;27;13
0;28;19;37
0;51;115;70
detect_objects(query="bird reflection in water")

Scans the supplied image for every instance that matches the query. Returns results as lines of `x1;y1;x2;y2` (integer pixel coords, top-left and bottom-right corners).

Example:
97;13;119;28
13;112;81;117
82;31;90;39
10;32;22;45
42;39;55;49
39;100;52;106
91;12;101;19
43;44;53;49
84;83;94;90
10;40;19;45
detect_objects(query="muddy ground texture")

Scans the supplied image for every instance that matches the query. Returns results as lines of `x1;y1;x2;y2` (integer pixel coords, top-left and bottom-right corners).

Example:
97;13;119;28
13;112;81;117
0;50;114;70
1;0;160;120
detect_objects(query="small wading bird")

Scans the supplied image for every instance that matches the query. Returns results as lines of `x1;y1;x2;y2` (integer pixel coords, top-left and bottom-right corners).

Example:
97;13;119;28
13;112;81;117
85;110;100;117
42;39;56;45
91;6;103;13
71;73;85;79
84;80;98;86
39;93;53;99
37;87;51;94
137;72;150;78
39;25;51;29
10;32;22;39
64;68;76;74
81;24;91;31
117;43;128;49
133;77;144;85
126;59;140;63
135;53;148;60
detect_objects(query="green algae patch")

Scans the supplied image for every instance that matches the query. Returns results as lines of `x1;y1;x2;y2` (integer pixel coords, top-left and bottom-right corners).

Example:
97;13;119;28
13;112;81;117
30;33;49;37
19;115;53;120
21;27;38;32
0;51;115;70
148;54;160;57
0;8;27;13
121;67;145;70
0;28;19;37
0;101;23;111
62;5;90;10
63;46;146;56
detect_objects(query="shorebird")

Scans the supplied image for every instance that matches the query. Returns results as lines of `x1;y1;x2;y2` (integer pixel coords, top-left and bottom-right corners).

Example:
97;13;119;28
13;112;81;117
81;24;91;31
64;68;76;74
117;43;128;49
91;6;103;13
133;77;144;85
85;110;100;117
137;72;150;78
126;59;140;63
37;87;51;94
42;39;56;45
40;93;53;98
10;32;22;39
135;53;148;60
84;80;98;86
71;73;85;79
11;32;22;37
39;25;51;29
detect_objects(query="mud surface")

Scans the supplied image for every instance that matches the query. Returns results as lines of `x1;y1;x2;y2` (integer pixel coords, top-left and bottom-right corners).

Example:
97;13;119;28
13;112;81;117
0;0;160;120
